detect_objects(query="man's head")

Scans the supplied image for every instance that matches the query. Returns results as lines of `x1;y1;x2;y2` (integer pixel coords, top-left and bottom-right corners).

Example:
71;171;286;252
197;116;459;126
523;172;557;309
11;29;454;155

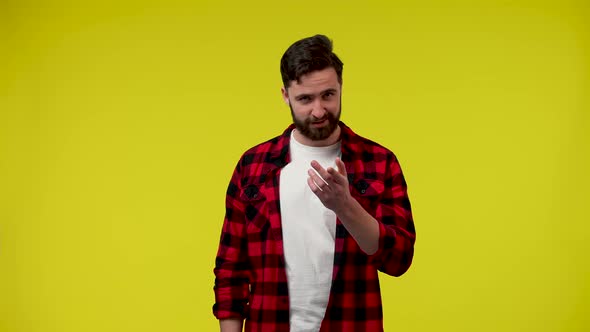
280;35;344;145
280;34;343;88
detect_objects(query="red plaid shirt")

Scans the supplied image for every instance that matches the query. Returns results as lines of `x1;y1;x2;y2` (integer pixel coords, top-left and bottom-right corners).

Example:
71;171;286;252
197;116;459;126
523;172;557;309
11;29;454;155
213;122;416;331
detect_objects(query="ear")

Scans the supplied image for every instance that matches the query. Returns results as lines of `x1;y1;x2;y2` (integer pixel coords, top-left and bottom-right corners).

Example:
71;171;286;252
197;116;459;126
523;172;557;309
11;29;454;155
280;86;290;105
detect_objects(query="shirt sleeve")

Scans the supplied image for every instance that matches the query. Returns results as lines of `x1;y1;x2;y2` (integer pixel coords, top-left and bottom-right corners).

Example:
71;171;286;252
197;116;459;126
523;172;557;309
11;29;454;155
367;153;416;276
212;160;251;320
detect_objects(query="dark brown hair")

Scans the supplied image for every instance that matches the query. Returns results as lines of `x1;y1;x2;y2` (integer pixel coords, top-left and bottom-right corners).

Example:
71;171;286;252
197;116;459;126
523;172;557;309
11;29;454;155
280;34;343;88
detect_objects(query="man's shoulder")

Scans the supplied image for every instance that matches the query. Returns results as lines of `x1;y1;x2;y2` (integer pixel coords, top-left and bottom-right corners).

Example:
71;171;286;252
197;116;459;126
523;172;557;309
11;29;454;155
234;128;290;172
353;132;391;151
344;125;398;160
241;132;285;159
244;134;283;154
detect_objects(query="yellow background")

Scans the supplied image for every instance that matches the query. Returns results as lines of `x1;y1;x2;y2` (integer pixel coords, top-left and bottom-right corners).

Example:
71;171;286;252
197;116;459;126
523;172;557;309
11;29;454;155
1;0;588;331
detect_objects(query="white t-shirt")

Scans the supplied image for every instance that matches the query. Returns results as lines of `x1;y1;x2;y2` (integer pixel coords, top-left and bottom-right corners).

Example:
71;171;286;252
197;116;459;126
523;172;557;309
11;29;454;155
279;130;342;331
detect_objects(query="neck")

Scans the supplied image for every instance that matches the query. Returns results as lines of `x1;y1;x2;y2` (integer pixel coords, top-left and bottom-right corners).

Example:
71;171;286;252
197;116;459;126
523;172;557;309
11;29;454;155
293;125;341;147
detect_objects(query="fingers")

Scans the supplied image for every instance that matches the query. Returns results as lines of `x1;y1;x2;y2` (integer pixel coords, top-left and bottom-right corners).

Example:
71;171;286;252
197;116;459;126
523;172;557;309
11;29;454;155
335;157;347;176
310;160;345;185
326;166;345;185
307;168;329;192
307;176;323;193
310;160;329;179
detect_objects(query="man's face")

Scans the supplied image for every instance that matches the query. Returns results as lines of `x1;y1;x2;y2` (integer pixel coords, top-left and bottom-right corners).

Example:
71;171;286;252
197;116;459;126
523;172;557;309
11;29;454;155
281;67;342;141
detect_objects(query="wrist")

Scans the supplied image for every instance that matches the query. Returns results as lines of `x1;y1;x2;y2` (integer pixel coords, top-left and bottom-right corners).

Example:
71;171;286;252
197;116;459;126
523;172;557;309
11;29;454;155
335;195;359;220
220;318;243;332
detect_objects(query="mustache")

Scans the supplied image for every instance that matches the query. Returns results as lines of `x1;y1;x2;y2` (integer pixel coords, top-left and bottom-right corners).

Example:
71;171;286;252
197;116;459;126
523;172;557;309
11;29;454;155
308;114;331;123
309;117;327;123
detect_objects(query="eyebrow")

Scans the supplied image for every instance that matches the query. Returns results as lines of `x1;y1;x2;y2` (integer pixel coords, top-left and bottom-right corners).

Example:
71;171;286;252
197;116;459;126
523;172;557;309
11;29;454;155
294;93;313;100
322;88;338;94
294;88;338;100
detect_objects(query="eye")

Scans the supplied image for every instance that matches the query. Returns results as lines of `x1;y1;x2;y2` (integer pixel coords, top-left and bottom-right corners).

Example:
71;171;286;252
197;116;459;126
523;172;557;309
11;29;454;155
298;96;311;103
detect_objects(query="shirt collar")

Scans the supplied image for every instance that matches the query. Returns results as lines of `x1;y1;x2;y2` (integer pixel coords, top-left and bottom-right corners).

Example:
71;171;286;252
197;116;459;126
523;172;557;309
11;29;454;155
268;121;358;168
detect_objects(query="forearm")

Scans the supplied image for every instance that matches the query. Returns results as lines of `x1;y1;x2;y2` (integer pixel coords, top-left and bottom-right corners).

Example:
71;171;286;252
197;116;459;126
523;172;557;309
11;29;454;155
220;318;243;332
335;196;380;255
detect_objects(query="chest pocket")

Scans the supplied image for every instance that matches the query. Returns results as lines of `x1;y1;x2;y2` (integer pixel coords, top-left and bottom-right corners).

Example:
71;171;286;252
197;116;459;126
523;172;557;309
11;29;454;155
351;178;385;212
240;183;269;231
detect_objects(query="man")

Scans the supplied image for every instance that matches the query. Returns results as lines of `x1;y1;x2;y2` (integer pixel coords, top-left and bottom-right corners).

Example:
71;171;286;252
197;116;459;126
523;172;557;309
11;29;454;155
213;34;416;332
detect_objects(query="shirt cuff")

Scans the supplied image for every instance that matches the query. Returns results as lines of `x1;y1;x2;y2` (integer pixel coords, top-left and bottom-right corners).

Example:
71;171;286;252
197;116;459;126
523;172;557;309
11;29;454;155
366;221;388;265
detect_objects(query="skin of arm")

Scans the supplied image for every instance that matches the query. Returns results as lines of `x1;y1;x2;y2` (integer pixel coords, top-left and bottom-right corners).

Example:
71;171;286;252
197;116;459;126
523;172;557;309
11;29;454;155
220;318;243;332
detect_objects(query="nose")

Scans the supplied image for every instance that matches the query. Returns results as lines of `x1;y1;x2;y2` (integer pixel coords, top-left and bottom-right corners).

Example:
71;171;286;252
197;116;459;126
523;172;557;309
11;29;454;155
311;99;327;119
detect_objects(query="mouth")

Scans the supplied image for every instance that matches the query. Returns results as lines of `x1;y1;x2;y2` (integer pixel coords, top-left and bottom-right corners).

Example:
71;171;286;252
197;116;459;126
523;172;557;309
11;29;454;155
311;118;328;126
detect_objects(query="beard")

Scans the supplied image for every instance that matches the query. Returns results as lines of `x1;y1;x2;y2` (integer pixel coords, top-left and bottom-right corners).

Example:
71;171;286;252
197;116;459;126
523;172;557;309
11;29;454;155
289;104;341;141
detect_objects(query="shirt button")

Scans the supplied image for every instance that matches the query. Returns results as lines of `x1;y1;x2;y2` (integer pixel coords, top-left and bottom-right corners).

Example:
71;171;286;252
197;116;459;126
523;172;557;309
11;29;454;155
361;189;366;194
